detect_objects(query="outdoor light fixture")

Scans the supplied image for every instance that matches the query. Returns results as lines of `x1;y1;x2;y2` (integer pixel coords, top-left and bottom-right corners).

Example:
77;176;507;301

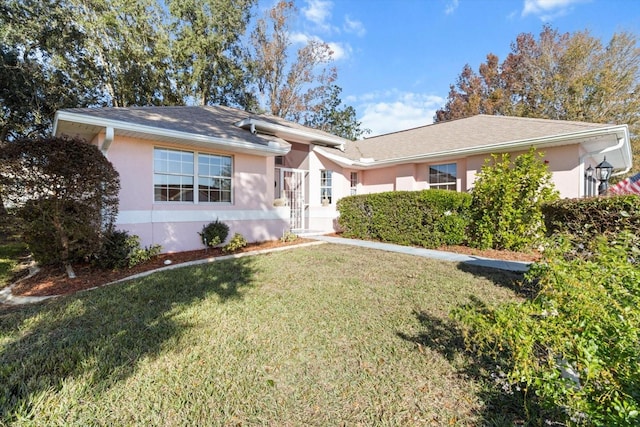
595;157;614;195
585;165;594;178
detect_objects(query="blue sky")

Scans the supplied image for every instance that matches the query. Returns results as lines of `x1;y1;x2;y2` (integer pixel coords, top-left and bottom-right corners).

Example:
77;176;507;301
267;0;640;136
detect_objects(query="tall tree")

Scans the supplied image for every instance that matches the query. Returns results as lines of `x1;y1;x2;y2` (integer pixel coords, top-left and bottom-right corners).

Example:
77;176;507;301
249;0;336;121
168;0;257;108
69;0;180;107
303;84;369;140
435;26;640;160
0;0;100;141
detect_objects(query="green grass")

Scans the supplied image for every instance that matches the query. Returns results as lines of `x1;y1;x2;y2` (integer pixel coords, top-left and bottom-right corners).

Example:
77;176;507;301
0;244;527;426
0;242;27;288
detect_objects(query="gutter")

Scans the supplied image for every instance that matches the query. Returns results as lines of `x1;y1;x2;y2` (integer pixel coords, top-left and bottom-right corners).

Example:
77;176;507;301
235;118;346;152
54;111;290;156
581;143;631;178
316;125;633;170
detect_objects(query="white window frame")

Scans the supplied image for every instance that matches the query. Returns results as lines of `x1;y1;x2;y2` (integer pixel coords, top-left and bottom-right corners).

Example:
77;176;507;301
153;148;195;202
153;147;233;203
350;171;358;195
429;163;457;191
320;170;333;204
197;153;232;203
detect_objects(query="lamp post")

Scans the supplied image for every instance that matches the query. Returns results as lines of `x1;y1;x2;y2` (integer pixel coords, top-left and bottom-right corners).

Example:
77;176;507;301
595;157;613;195
585;165;594;197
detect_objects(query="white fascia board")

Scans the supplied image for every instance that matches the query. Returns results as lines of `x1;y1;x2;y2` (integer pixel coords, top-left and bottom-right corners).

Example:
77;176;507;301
236;118;346;151
315;125;632;170
55;111;290;156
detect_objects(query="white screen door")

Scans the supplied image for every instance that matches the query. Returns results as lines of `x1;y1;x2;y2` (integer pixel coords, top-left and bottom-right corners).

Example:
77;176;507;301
281;168;305;230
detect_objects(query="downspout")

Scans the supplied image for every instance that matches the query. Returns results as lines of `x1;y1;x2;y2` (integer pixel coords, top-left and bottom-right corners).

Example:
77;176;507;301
100;127;114;156
580;136;631;177
579;136;630;197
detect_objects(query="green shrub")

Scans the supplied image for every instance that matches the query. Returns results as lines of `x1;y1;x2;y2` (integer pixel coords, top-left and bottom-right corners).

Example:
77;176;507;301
199;219;229;247
19;199;96;266
128;240;162;268
280;231;298;242
542;195;640;247
92;229;138;270
0;136;120;269
453;232;640;425
92;230;162;269
336;189;471;248
222;233;248;253
468;147;559;251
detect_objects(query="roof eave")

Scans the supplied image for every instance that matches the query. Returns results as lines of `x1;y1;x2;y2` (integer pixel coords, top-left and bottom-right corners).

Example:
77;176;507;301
315;125;632;170
236;118;346;151
54;111;290;157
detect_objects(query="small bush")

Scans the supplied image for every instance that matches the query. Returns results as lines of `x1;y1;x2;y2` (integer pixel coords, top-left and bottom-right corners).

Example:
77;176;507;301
222;233;247;253
453;232;640;425
92;230;162;269
92;229;138;270
128;241;162;267
199;219;229;247
280;231;298;242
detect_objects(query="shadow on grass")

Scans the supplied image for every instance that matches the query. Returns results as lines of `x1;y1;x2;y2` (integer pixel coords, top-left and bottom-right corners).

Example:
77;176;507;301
398;308;549;426
456;263;540;299
0;257;257;422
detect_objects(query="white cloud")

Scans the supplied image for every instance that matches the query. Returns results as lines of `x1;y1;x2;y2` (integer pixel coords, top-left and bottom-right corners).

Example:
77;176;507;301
522;0;587;20
289;33;351;61
327;42;351;61
289;32;311;45
445;0;459;15
355;91;445;136
302;0;333;31
343;15;366;37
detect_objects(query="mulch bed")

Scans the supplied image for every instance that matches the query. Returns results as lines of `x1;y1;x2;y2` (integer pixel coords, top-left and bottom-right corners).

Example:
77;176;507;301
10;239;313;298
7;236;540;299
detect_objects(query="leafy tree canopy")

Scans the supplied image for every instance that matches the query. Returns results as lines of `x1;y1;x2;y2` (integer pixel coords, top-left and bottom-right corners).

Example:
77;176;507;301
435;25;640;162
0;0;364;141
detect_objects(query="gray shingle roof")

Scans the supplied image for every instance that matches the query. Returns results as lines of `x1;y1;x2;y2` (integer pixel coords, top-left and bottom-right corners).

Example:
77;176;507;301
336;114;612;162
55;105;349;149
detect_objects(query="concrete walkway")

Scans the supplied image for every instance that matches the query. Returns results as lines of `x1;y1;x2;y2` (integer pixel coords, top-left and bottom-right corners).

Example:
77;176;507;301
309;235;532;273
1;238;531;306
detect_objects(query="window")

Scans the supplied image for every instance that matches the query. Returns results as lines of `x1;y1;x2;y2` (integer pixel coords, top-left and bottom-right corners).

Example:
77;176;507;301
154;148;232;203
198;153;232;202
320;170;332;203
350;172;358;195
429;163;457;191
154;148;194;202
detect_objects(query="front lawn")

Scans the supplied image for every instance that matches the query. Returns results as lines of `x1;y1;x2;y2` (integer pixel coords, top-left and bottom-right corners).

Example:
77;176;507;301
0;244;525;425
0;242;27;288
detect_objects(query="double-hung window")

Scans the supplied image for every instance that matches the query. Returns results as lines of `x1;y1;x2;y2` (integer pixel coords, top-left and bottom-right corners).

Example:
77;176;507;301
198;153;232;202
154;147;232;203
350;172;358;195
429;163;457;191
154;148;194;202
320;170;332;203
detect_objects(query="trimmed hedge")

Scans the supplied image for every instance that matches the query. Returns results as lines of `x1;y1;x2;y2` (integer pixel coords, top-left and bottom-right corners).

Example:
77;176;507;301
336;189;471;248
542;195;640;245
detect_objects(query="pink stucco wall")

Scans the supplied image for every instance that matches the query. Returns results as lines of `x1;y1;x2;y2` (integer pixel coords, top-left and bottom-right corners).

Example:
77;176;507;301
354;144;583;201
465;145;581;198
98;134;289;253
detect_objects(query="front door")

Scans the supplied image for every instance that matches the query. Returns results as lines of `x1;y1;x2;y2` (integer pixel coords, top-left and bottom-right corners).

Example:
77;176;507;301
279;168;306;230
